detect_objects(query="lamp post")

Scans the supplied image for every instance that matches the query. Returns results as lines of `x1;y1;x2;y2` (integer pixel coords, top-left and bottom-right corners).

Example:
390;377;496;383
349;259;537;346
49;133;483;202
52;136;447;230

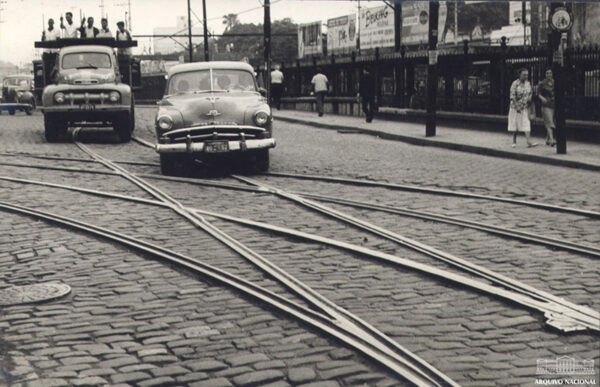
264;0;271;105
425;1;439;137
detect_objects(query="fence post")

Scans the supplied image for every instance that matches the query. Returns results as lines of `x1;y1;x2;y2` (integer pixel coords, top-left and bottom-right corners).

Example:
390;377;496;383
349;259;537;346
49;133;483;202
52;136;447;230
397;46;406;107
500;36;507;115
296;59;301;96
462;39;469;112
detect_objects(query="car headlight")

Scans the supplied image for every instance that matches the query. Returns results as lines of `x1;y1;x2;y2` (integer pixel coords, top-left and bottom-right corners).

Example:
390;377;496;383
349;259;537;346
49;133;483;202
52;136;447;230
109;91;120;102
254;111;269;127
157;115;174;131
54;92;65;104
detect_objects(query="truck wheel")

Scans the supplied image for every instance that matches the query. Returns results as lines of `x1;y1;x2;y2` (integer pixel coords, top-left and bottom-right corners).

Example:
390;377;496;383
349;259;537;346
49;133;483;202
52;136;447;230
160;153;188;176
114;112;132;142
130;98;135;133
9;109;15;115
44;114;67;142
248;149;269;173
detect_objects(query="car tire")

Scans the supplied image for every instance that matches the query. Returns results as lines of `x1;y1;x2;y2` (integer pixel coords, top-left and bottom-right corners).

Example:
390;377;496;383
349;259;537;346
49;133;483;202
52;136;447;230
114;112;132;142
9;109;15;115
130;98;136;133
248;149;269;173
44;114;67;142
160;153;188;176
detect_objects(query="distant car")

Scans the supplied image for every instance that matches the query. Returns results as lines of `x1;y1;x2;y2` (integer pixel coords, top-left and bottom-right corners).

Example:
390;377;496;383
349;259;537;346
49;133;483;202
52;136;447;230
0;75;35;115
154;61;275;175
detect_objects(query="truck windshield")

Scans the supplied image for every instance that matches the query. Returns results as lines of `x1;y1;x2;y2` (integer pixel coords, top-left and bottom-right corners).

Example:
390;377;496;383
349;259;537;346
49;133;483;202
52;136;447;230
167;69;257;95
62;53;112;69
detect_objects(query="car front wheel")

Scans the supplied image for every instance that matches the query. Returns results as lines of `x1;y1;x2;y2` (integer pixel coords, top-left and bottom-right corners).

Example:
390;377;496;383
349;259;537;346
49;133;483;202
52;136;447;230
247;149;269;173
160;153;188;176
114;111;132;142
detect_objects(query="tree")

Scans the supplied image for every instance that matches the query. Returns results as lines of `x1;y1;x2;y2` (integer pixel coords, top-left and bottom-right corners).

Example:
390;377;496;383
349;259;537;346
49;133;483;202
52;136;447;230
222;13;239;32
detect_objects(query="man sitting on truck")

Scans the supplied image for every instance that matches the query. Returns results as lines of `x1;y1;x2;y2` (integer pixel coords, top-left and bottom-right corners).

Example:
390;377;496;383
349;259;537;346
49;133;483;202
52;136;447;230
60;12;79;38
81;16;99;38
97;18;112;38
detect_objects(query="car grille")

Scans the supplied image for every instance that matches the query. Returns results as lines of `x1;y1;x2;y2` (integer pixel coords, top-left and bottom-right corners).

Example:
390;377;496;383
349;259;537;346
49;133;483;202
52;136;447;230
163;126;267;144
60;90;118;105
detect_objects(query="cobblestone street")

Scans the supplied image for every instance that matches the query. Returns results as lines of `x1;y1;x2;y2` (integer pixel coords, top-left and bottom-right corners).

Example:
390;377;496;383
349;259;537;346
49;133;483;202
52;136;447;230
0;107;598;387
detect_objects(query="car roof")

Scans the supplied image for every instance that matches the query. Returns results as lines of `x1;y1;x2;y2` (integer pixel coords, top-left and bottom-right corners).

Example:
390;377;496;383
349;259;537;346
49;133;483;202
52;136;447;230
60;45;115;55
168;61;254;76
4;74;33;79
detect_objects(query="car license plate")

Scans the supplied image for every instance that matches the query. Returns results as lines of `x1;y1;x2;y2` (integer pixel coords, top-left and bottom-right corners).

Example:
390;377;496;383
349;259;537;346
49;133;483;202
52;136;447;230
204;141;229;153
80;103;95;111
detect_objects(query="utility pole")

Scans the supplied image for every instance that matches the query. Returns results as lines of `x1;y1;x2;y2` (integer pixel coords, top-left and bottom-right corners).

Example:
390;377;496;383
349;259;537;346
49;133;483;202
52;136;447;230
522;1;527;45
187;0;193;62
425;1;439;137
264;0;271;105
549;2;570;154
202;0;209;61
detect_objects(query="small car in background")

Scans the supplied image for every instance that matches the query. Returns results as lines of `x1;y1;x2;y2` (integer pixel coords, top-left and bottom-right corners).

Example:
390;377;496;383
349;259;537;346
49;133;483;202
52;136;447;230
154;61;275;175
0;75;35;115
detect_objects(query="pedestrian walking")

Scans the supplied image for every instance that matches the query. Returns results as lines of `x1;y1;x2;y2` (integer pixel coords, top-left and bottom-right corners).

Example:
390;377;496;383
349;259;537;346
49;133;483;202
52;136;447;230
270;65;284;110
537;68;556;146
358;67;376;123
508;68;537;148
311;68;328;117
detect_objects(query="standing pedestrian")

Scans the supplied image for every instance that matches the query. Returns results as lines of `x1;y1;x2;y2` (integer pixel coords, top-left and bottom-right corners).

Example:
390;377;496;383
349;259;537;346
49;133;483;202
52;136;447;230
358;67;376;123
311;68;328;117
508;68;537;148
537;68;556;146
270;65;284;110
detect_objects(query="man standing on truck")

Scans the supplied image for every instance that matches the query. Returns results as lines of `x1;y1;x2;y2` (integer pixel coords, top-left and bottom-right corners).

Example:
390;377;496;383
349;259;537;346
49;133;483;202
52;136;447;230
60;12;79;38
97;18;112;38
42;18;60;42
81;17;99;38
116;21;132;56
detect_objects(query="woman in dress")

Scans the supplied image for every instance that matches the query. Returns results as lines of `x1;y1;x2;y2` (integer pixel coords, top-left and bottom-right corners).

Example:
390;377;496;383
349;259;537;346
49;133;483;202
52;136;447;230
508;68;537;148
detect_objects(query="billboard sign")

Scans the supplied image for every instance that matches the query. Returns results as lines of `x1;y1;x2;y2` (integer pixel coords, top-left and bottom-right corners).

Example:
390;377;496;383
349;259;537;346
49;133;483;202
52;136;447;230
298;21;323;58
327;14;357;53
359;5;395;50
402;1;447;46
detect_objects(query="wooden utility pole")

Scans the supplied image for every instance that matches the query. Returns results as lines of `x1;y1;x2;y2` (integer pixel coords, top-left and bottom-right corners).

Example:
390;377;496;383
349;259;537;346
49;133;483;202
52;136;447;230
202;0;209;61
264;0;271;105
187;0;193;62
425;1;439;137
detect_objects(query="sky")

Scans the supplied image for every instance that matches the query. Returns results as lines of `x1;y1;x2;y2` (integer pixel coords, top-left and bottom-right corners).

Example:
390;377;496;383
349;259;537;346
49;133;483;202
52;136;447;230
0;0;369;66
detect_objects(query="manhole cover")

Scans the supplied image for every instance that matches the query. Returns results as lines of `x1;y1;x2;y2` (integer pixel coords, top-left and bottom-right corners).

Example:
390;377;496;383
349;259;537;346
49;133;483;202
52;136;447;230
0;283;71;306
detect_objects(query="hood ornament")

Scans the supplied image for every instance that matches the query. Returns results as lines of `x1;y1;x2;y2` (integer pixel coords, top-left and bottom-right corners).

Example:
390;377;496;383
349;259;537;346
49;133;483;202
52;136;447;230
206;109;221;117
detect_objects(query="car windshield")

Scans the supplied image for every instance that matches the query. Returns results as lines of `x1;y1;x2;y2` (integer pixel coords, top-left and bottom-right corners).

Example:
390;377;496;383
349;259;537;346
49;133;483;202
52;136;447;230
62;52;112;69
167;69;256;95
3;78;30;87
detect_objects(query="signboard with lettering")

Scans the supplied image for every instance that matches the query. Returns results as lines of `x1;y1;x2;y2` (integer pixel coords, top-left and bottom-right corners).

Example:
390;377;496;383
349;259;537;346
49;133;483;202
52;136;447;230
298;22;323;58
359;5;395;51
402;1;447;46
327;14;357;54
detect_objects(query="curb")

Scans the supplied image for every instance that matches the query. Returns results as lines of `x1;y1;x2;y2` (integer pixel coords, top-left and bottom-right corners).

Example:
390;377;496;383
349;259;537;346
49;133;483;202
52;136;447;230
276;115;600;172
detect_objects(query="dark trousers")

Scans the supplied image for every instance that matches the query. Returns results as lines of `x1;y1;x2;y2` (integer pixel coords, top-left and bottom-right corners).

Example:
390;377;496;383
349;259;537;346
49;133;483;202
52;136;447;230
362;97;375;122
315;91;326;115
271;83;283;109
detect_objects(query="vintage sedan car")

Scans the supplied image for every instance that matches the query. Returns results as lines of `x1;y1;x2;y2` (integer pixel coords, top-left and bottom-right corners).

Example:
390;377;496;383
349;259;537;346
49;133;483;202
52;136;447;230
154;61;275;175
0;74;35;115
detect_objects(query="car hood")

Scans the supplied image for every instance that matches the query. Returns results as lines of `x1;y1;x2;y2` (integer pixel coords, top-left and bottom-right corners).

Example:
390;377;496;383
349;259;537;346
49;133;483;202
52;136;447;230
162;92;268;127
58;68;116;85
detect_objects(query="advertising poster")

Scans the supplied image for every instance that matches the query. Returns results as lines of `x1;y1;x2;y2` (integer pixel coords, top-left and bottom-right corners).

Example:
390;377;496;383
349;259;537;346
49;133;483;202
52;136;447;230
402;1;447;46
298;22;323;58
359;5;395;51
327;14;357;54
440;2;509;45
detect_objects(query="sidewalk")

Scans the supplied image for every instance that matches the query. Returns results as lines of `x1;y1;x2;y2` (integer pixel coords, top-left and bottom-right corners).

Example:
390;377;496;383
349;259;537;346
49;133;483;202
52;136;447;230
274;109;600;171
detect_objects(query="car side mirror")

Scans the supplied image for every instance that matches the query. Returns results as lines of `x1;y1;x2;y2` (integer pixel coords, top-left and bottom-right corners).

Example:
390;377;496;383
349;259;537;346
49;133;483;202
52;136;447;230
258;87;267;97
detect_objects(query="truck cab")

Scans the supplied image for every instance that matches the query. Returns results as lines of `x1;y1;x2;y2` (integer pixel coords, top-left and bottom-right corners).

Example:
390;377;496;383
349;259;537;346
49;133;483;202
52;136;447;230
34;38;140;142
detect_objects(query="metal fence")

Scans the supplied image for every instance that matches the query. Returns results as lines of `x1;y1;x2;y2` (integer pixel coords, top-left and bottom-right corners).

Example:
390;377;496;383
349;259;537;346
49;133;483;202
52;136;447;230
277;43;600;121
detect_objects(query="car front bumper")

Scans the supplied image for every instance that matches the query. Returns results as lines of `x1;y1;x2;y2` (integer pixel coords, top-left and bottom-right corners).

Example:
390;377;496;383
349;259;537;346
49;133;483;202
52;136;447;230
155;138;276;154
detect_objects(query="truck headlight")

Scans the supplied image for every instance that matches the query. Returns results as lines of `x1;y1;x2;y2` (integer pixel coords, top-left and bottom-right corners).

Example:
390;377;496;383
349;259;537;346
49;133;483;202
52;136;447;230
109;91;120;102
254;111;269;127
157;115;173;130
54;92;65;104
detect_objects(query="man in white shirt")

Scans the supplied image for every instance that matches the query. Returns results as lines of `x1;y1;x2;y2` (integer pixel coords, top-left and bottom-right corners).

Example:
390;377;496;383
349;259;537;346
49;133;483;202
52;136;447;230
116;21;132;56
310;68;329;117
270;65;284;110
60;12;79;39
42;18;60;53
97;18;112;38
